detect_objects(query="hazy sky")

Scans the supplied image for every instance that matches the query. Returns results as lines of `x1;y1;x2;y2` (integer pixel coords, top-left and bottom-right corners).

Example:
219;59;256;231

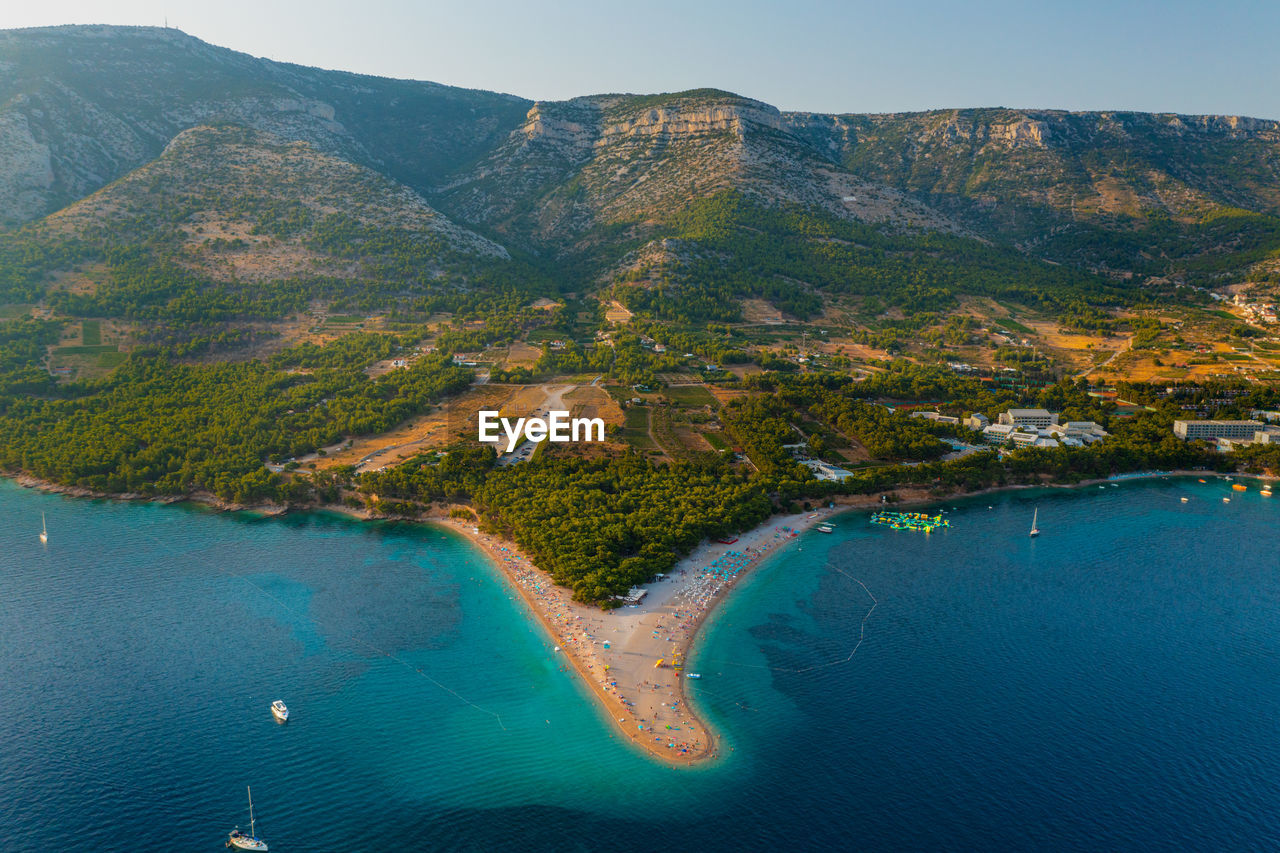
3;0;1278;117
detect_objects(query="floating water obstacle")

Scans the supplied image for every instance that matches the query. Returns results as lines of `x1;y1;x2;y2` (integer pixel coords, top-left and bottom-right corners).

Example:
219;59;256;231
870;511;951;533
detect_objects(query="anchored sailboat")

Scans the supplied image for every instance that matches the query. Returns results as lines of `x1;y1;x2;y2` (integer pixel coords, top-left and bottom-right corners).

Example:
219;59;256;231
1029;508;1040;538
227;786;268;851
39;512;47;544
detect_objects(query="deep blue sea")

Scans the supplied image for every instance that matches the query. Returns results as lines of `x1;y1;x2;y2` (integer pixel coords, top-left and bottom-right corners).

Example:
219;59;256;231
2;476;1279;851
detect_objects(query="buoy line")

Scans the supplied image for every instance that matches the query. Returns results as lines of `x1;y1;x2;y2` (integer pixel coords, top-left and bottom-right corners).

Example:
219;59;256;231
703;562;878;675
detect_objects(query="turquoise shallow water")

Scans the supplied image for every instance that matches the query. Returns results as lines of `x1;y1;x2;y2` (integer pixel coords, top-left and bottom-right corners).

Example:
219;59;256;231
2;476;1279;851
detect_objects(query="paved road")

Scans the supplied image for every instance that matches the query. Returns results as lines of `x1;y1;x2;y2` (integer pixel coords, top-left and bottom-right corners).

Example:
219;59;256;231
494;382;578;465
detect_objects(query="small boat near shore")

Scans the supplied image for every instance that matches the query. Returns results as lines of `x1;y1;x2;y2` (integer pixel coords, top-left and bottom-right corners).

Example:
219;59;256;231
816;523;834;534
686;673;702;679
270;700;288;723
1029;508;1040;538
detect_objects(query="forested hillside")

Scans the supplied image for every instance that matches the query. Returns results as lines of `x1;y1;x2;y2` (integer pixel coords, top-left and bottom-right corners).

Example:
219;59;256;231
2;25;1280;605
788;109;1280;282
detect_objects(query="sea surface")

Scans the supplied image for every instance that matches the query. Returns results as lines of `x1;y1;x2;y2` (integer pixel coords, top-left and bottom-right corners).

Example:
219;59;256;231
2;476;1279;851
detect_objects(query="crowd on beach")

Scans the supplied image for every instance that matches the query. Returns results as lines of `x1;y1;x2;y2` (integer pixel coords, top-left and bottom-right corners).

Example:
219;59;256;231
669;525;801;614
448;515;812;760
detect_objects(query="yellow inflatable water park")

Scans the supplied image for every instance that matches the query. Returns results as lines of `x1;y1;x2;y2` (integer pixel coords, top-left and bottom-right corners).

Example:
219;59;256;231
871;511;951;533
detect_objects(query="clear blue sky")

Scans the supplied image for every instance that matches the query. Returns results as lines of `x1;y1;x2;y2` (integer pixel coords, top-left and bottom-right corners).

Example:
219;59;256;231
4;0;1278;118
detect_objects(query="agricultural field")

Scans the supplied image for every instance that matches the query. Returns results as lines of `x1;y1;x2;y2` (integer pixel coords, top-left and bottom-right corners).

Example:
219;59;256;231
563;384;625;432
313;384;512;471
0;303;34;319
503;342;542;368
619;405;659;454
661;383;719;409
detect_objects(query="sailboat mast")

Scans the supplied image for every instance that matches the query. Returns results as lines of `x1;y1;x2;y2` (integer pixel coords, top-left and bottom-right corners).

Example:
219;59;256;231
247;786;255;837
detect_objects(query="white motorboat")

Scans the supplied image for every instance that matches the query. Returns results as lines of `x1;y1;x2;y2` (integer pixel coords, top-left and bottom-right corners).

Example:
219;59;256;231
270;700;288;723
816;523;834;534
227;786;267;850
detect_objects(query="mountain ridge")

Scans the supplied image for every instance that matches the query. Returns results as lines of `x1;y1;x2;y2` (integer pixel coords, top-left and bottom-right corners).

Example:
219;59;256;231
0;24;531;224
3;24;1280;306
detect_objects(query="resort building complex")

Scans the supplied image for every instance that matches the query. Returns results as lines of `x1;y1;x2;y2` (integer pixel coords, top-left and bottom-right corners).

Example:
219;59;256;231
998;409;1059;429
1172;420;1265;441
978;410;1108;449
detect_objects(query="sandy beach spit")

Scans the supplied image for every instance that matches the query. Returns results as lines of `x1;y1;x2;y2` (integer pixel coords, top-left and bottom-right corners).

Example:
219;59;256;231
434;489;926;764
429;473;1233;765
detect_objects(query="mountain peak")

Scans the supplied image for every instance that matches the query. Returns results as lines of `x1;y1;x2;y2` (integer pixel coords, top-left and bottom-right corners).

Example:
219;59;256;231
0;23;217;52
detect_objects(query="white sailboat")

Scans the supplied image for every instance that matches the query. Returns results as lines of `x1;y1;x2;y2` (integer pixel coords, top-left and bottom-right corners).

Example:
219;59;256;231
1029;508;1040;538
227;786;268;851
39;512;47;544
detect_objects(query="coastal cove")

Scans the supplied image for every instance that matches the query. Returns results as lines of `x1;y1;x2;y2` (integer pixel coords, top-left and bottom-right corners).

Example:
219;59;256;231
5;475;1280;849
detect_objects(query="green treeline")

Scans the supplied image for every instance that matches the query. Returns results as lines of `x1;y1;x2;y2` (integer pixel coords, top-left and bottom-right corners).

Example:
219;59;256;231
809;397;951;460
0;351;471;502
1039;208;1280;284
0;319;62;396
0;331;1266;605
527;335;680;386
355;374;1234;604
364;452;772;605
269;332;399;369
720;396;808;476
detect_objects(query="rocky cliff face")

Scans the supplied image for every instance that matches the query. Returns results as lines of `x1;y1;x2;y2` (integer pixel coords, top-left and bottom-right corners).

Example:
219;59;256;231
520;100;599;154
439;90;959;249
594;97;786;141
786;108;1280;233
0;109;56;223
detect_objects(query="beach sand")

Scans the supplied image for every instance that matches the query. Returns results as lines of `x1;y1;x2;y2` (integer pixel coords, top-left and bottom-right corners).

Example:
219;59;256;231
440;511;822;763
436;490;924;764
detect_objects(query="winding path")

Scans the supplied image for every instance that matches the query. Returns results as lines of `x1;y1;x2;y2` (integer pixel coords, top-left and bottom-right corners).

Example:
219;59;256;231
1076;334;1132;380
